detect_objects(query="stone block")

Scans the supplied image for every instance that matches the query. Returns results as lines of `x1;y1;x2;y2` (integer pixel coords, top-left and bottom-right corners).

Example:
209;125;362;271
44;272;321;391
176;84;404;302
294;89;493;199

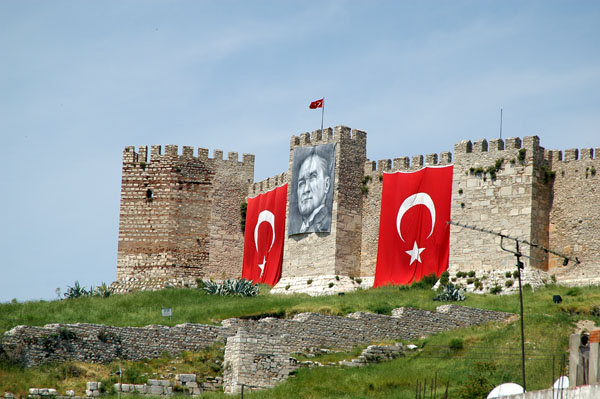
148;385;164;395
65;390;75;397
86;383;97;391
29;390;39;395
133;385;147;394
147;379;161;386
178;373;197;383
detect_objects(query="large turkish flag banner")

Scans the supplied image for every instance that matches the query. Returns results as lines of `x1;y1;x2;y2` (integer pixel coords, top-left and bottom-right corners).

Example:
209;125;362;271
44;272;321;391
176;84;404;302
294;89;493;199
242;184;287;286
374;165;453;287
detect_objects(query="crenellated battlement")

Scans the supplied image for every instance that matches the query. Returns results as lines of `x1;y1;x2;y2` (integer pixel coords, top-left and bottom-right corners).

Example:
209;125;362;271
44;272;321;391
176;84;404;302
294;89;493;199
289;126;367;150
363;151;453;176
249;172;289;197
545;147;600;167
454;137;524;154
122;145;255;168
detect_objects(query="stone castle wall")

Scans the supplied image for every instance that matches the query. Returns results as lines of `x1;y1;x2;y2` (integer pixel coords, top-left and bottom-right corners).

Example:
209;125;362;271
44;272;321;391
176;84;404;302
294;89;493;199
116;127;599;286
116;145;254;284
361;135;599;277
360;150;453;277
449;136;549;271
547;148;600;282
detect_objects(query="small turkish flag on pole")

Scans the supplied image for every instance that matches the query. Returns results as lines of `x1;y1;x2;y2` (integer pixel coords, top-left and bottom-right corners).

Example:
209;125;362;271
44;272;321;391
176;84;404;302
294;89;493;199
374;165;453;287
309;98;325;135
309;98;324;109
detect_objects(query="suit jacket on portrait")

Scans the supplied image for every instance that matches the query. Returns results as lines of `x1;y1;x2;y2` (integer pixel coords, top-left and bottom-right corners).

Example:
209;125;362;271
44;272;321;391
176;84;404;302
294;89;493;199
300;205;332;233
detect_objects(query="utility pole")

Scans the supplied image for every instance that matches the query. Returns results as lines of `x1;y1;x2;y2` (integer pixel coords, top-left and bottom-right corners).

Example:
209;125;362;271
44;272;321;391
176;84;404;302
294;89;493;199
448;220;579;392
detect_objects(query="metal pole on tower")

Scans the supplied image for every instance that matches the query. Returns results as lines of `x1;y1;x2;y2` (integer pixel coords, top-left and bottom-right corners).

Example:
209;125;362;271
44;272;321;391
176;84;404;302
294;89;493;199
321;98;325;136
500;108;503;139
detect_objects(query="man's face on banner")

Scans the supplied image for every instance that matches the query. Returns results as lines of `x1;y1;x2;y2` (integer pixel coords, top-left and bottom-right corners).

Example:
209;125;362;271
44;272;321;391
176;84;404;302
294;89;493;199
297;154;330;216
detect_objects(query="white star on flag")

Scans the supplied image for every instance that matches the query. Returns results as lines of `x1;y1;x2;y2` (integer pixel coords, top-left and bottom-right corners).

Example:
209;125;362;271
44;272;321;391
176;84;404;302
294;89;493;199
258;257;266;277
405;241;425;265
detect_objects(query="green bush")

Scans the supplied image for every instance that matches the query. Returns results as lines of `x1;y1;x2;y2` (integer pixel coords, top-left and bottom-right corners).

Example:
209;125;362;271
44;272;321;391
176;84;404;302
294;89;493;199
439;271;450;287
458;361;496;399
369;303;394;315
505;280;514;288
123;365;147;384
449;338;464;350
240;202;248;232
58;327;76;340
413;273;438;288
566;287;581;296
490;285;502;295
513;270;519;279
505;271;512;278
467;271;476;278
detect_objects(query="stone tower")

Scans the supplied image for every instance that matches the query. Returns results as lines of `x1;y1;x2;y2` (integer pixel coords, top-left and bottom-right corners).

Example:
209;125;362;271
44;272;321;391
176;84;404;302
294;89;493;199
116;145;254;285
281;126;367;278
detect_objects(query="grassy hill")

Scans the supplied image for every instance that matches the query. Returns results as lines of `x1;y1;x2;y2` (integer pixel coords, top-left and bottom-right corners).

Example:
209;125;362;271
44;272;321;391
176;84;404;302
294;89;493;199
1;283;600;398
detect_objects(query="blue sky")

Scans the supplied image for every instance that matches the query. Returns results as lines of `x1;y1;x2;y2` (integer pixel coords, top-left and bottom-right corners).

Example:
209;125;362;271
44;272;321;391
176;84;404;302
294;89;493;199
1;1;599;302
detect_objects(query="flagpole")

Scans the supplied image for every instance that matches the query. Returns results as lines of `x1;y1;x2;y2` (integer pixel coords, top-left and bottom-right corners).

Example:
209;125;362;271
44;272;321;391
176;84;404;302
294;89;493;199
321;97;324;136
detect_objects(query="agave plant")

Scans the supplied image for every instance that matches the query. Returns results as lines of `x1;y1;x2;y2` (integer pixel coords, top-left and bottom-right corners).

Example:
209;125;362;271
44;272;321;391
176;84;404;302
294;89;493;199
64;281;89;299
93;282;114;297
433;283;466;302
202;278;259;297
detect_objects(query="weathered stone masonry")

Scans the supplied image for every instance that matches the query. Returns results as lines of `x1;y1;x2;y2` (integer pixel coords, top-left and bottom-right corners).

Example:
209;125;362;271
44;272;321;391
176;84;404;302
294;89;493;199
116;145;254;283
0;305;512;367
114;128;599;289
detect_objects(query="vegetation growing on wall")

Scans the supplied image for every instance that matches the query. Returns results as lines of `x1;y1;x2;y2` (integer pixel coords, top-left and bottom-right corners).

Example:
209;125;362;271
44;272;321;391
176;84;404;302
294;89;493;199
240;202;248;232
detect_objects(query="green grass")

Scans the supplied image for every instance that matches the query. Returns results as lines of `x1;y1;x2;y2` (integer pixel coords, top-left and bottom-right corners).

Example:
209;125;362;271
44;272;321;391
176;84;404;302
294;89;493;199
2;284;600;398
1;285;446;335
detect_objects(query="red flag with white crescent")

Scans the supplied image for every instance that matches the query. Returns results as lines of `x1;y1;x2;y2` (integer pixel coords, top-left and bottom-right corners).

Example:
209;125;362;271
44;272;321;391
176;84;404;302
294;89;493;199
374;165;453;287
309;98;324;109
242;184;287;286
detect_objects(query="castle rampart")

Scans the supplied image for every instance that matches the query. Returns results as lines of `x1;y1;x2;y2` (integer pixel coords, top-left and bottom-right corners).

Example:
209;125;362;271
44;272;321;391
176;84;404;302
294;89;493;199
448;136;552;271
248;172;289;197
115;128;600;289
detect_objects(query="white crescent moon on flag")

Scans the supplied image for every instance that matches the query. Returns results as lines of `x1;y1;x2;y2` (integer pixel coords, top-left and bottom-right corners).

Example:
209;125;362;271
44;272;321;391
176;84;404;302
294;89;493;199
254;210;276;252
396;193;436;242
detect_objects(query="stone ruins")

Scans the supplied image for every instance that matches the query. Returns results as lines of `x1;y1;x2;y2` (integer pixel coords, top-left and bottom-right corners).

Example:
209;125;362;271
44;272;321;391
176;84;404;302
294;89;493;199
0;305;513;391
112;126;600;292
